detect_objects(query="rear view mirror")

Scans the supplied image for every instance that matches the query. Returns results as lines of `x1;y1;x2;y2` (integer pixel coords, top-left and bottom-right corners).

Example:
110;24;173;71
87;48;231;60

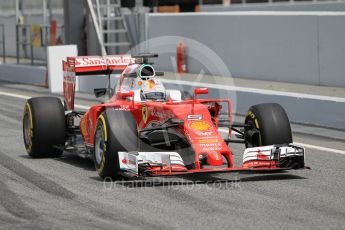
193;88;209;113
94;88;107;98
194;88;209;96
123;73;137;78
155;71;164;76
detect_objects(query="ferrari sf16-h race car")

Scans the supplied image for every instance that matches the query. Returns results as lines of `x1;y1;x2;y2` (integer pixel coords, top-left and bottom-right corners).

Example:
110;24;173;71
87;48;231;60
22;54;306;180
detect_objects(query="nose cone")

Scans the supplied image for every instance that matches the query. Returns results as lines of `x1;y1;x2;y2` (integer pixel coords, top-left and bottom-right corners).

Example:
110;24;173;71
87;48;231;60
206;152;223;166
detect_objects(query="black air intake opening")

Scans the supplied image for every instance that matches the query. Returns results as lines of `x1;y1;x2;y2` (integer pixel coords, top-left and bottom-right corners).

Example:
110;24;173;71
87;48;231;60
140;66;155;78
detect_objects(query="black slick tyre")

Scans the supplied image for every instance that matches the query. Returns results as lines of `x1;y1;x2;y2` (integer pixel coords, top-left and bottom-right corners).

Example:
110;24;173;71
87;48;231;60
93;110;138;179
23;97;65;157
244;103;292;147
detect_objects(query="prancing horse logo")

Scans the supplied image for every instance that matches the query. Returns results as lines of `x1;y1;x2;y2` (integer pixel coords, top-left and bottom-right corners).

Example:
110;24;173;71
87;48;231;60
142;106;148;123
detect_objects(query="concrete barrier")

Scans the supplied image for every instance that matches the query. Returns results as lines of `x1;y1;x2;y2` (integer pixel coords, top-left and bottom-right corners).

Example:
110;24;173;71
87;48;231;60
147;12;345;88
46;45;78;93
0;64;46;85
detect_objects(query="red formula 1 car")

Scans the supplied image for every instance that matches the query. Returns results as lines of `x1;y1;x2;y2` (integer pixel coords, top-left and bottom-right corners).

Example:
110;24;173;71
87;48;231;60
22;54;306;179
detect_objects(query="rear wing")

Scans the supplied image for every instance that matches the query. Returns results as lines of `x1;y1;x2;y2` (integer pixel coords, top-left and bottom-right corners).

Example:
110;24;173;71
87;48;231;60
63;55;135;110
64;55;135;75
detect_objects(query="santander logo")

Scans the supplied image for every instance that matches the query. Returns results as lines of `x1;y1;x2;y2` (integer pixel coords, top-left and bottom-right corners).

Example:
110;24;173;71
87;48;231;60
75;55;134;67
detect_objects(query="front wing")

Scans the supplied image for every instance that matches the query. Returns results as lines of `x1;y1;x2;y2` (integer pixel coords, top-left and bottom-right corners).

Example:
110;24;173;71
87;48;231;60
117;144;307;179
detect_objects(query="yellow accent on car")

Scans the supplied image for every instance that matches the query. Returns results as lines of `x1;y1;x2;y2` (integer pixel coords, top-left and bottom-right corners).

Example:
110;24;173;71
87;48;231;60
97;114;107;173
247;111;255;119
25;103;33;129
255;119;260;129
142;106;148;123
99;114;107;142
190;121;211;131
25;103;33;152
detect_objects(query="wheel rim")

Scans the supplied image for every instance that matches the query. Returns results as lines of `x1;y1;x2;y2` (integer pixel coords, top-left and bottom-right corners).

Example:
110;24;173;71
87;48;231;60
23;112;33;149
245;120;261;147
94;125;105;165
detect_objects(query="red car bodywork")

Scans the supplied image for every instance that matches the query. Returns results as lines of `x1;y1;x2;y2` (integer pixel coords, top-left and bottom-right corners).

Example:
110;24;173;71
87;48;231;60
62;55;298;177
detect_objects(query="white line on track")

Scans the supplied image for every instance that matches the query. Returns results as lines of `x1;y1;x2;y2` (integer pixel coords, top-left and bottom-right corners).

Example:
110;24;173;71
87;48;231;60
1;90;344;155
0;91;31;100
218;129;345;155
294;142;345;155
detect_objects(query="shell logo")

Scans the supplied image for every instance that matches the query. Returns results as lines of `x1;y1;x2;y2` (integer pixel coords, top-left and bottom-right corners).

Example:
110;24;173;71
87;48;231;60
189;121;211;131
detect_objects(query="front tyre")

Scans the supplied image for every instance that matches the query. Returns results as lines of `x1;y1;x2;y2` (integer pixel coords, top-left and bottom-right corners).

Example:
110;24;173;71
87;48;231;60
93;110;138;179
244;103;292;147
23;97;65;157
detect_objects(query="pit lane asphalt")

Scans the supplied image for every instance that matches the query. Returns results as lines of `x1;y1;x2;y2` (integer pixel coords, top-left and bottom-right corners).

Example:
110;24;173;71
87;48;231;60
0;82;344;230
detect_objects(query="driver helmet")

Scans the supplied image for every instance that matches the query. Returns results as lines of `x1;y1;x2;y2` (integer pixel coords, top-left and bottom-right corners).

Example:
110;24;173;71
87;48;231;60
137;78;166;101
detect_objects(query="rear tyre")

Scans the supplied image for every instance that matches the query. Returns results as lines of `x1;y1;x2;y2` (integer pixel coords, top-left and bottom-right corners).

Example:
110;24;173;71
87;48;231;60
23;97;65;158
244;103;292;147
93;110;138;179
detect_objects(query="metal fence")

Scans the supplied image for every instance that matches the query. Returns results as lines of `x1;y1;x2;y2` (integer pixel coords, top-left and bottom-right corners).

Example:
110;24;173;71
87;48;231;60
16;24;64;65
0;24;5;63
